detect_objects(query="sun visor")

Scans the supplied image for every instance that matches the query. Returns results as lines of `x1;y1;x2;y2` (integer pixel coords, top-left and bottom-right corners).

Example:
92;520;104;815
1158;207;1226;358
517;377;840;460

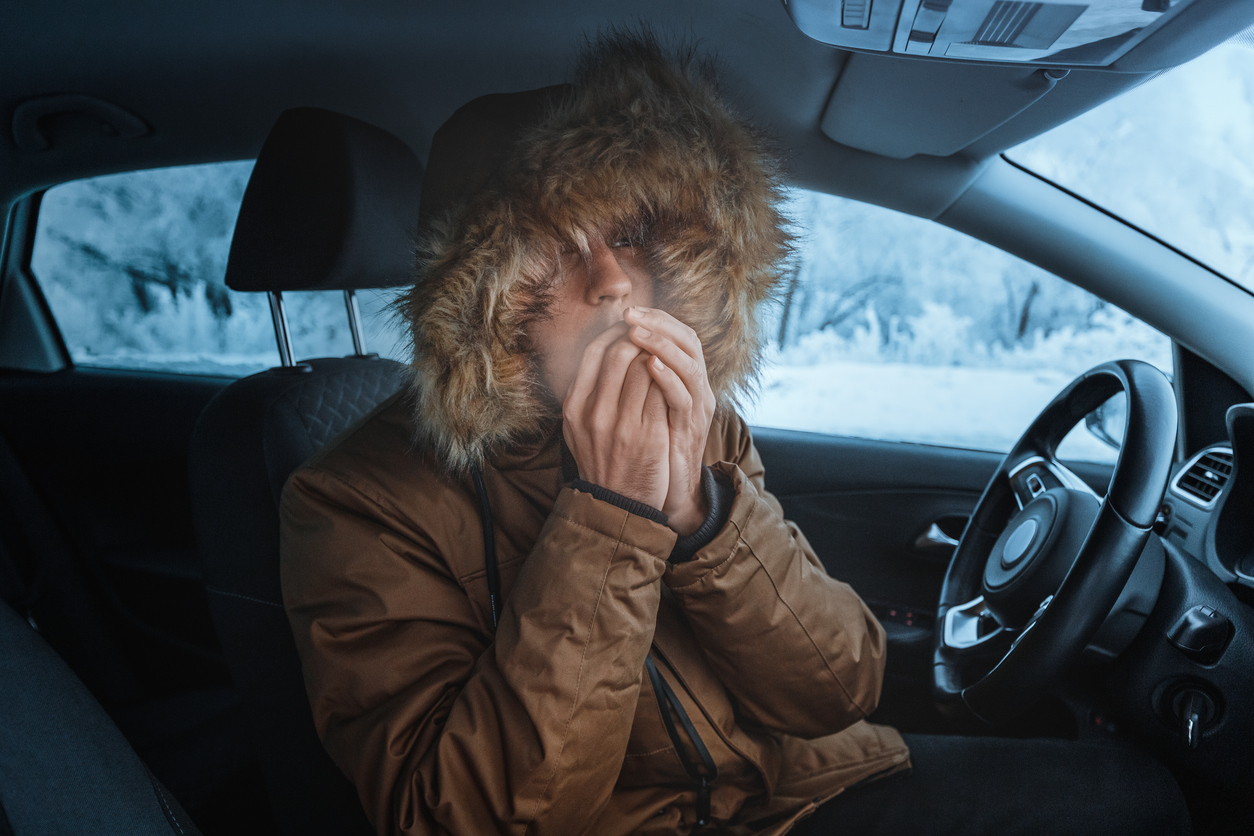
786;0;1253;70
226;108;423;293
821;55;1068;157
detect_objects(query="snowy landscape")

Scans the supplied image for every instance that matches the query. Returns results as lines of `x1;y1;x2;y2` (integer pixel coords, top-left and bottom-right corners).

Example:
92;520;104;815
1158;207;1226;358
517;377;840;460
28;38;1251;462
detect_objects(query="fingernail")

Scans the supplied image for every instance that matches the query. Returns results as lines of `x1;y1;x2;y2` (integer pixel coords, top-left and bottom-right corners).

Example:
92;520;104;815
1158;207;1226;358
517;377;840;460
632;306;650;314
651;356;665;370
635;328;651;339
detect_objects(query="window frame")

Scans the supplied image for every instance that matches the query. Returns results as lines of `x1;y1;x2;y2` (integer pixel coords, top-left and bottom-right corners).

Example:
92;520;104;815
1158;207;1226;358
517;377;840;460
0;191;72;373
20;164;296;379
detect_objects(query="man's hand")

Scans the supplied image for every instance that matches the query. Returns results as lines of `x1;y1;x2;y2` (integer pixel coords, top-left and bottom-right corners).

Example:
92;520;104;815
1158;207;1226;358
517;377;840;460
562;322;671;512
623;307;716;536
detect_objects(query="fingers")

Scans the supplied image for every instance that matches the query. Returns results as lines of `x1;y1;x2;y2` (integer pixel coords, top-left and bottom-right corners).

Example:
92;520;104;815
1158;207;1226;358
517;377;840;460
588;335;644;430
643;379;668;424
646;355;693;418
564;322;629;417
624;307;703;365
592;335;644;403
624;307;707;396
618;352;653;420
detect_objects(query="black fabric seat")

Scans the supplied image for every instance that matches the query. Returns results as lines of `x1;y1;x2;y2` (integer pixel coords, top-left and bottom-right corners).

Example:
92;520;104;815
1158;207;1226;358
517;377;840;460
189;108;422;836
0;599;203;836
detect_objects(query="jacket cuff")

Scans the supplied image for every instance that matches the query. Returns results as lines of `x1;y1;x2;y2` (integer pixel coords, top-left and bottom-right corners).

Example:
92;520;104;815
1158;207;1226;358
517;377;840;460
668;466;733;563
569;479;668;526
663;462;758;589
556;487;677;561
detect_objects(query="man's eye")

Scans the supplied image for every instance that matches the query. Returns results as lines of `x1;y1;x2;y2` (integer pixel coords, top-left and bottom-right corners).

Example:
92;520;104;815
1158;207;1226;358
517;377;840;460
611;238;633;248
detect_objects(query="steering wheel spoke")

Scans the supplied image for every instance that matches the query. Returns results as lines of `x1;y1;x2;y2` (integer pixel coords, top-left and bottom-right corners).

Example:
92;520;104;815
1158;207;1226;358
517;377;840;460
1007;455;1098;510
942;596;1007;650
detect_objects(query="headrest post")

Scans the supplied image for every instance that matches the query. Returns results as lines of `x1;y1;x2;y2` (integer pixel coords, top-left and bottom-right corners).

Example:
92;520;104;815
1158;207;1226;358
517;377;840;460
268;291;296;367
344;289;369;357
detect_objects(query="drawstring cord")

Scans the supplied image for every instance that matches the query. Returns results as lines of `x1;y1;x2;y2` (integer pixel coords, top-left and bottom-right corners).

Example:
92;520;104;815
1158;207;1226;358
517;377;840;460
470;465;501;629
645;654;719;828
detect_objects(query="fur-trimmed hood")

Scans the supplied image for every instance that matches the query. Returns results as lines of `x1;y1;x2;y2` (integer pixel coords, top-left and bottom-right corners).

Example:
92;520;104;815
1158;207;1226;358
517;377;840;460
400;32;791;472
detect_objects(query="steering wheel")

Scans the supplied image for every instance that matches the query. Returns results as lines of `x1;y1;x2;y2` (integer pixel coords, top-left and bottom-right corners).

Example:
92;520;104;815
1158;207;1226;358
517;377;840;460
933;359;1177;725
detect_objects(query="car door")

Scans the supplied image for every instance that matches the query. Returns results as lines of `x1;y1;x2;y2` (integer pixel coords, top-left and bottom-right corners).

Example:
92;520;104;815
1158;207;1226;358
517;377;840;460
741;189;1163;729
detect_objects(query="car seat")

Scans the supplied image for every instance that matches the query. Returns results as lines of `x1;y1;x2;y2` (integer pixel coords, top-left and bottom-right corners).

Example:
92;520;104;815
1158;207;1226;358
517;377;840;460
188;108;421;836
0;598;204;836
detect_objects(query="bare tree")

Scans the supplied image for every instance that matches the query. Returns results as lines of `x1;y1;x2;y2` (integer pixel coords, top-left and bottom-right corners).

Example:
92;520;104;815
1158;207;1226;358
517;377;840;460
776;263;802;348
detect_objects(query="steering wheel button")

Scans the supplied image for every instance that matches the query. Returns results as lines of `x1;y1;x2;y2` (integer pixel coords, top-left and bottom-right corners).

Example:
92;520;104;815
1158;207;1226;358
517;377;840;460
1001;519;1039;568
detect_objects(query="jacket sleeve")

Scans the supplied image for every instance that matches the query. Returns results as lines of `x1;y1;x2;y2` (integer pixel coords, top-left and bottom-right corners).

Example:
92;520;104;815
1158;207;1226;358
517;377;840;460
280;466;676;836
662;414;887;740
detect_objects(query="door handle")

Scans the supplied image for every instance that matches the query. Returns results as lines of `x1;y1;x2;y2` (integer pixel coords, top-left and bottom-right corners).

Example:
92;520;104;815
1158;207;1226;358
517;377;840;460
910;515;969;562
915;523;960;550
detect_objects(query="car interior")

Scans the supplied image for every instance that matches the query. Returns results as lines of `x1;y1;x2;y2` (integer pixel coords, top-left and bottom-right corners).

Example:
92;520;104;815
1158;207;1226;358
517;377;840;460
2;1;1254;835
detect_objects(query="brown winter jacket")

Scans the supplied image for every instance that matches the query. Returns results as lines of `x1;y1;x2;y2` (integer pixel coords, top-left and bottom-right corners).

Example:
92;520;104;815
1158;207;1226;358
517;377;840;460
280;396;909;836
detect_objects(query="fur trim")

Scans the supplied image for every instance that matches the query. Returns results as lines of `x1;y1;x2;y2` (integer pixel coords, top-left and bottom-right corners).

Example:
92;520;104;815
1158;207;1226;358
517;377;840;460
400;31;791;472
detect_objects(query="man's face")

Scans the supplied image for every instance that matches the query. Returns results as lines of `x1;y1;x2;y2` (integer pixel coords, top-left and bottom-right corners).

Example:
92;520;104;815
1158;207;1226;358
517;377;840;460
528;235;656;403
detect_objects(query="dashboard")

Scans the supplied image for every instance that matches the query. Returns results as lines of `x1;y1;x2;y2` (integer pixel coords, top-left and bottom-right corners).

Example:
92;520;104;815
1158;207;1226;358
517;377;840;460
1095;404;1254;802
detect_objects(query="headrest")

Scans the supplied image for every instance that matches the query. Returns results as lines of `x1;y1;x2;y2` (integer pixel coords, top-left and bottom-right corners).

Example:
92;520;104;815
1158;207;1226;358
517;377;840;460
225;108;423;292
417;85;568;236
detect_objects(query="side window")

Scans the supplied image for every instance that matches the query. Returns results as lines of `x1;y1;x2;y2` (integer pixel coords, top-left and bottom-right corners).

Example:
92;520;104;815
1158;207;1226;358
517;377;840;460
744;190;1173;463
29;162;411;376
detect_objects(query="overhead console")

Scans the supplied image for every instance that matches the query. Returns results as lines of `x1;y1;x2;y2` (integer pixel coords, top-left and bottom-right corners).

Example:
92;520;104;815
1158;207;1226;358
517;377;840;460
783;0;1253;159
784;0;1252;70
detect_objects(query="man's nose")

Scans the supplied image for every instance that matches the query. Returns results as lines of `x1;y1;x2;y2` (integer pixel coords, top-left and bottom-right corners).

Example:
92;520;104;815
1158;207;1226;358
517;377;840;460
584;241;634;305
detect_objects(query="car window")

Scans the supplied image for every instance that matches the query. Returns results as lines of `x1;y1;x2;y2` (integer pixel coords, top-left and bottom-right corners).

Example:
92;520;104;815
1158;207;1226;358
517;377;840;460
1006;33;1254;291
742;189;1173;463
348;287;410;363
28;162;404;376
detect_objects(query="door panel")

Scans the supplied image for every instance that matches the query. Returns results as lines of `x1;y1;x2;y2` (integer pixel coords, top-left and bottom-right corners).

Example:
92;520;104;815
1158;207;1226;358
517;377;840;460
753;427;999;614
0;366;231;671
753;426;1115;610
751;425;1115;730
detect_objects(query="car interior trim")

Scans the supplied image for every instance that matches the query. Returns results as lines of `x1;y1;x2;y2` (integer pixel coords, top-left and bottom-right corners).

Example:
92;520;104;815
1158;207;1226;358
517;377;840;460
0;195;67;373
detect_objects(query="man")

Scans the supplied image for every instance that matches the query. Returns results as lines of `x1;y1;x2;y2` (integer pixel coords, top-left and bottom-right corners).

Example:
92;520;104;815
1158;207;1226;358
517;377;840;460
280;32;1188;836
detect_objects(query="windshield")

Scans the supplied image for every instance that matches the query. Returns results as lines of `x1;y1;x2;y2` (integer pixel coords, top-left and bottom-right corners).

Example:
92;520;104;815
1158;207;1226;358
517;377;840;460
1007;32;1254;291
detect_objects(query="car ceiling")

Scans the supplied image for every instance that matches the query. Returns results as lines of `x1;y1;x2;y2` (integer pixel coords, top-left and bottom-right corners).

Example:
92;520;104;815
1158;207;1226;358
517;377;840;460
4;0;1248;218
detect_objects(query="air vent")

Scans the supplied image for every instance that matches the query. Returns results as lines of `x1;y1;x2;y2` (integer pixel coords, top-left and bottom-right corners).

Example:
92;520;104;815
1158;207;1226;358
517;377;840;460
1172;447;1234;507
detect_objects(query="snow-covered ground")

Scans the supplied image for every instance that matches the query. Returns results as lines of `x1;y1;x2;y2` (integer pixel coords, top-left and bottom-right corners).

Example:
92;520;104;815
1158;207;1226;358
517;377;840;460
744;359;1118;463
